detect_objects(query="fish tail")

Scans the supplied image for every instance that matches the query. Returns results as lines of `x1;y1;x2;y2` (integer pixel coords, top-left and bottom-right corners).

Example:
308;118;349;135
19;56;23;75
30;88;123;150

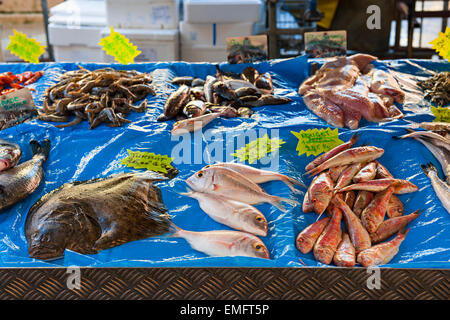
169;224;184;237
421;162;437;176
30;139;50;161
270;196;300;212
279;174;307;189
349;132;361;145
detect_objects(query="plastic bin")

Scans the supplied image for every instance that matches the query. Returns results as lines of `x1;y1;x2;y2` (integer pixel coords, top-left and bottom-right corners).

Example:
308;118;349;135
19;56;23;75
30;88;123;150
181;44;227;63
183;0;262;23
106;0;180;29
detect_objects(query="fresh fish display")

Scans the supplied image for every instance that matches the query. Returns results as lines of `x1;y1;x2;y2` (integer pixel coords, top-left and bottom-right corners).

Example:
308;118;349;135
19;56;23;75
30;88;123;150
353;191;374;217
397;128;450;184
360;186;394;233
305;134;360;172
306;146;384;176
165;66;292;132
353;162;377;183
38;67;154;129
0;140;49;212
357;230;409;267
296;217;330;254
387;194;404;218
334;197;372;254
204;162;306;193
308;172;334;215
0;139;21;171
370;210;421;244
0;71;43;96
171;112;223;135
333;232;356;267
25;172;172;260
313;206;342;265
171;225;270;259
417;72;449;106
186;166;298;212
181;191;268;236
421;163;450;214
159;85;191;121
298;54;405;128
299;135;421;266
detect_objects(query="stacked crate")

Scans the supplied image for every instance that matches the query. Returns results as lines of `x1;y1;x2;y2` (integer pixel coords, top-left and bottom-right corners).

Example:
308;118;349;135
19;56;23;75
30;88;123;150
103;0;180;62
180;0;265;63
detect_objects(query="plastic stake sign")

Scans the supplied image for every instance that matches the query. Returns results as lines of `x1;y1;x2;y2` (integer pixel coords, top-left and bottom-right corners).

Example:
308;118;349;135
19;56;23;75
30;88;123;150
6;30;46;64
231;134;285;163
121;150;174;174
430;26;450;61
291;128;344;157
431;106;450;123
99;27;141;64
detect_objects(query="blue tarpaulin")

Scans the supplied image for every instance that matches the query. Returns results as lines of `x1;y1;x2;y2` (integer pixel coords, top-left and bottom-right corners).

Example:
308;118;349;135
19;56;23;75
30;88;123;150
0;56;448;268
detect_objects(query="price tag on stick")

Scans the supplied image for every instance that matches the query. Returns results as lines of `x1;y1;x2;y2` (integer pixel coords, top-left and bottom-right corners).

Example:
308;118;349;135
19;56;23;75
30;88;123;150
121;150;174;174
431;106;450;123
99;27;141;64
6;30;45;64
291;128;344;157
430;26;450;61
231;134;285;163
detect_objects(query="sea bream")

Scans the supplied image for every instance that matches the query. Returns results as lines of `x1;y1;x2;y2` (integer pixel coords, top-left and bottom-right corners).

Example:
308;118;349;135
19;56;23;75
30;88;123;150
0;139;21;171
171;225;270;259
181;190;268;236
186;167;299;212
0;140;49;212
203;162;306;193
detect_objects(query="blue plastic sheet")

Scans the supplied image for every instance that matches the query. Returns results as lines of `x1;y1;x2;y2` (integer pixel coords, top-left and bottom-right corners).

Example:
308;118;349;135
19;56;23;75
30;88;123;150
0;56;448;268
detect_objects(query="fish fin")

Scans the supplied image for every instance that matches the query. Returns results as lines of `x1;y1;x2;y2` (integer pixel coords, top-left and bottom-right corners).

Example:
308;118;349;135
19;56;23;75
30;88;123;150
93;229;121;251
212;184;220;191
421;162;437;176
30;139;50;160
270;196;299;212
350;132;361;145
279;174;307;189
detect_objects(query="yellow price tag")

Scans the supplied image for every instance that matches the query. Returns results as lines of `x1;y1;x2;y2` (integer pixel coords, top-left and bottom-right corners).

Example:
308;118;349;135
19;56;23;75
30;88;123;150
6;29;45;64
99;27;141;64
430;26;450;61
121;150;174;174
231;134;285;163
291;128;344;157
431;105;450;123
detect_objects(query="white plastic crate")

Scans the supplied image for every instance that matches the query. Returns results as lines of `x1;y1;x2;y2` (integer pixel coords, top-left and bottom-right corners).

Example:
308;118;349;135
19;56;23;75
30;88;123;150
48;0;106;62
100;28;179;62
183;0;262;24
106;0;180;29
180;21;256;47
181;44;227;63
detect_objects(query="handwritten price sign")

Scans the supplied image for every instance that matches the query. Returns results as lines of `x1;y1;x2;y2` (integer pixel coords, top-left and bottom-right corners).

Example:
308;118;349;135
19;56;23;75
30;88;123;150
6;30;45;64
231;134;285;164
291;128;344;157
121;150;174;174
99;27;141;64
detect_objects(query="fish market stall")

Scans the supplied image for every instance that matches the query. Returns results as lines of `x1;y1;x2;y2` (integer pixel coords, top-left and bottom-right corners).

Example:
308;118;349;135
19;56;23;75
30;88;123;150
0;55;448;300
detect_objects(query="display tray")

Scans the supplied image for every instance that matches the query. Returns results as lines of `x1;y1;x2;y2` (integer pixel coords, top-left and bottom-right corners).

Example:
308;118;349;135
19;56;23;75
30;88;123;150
0;56;448;274
0;267;448;300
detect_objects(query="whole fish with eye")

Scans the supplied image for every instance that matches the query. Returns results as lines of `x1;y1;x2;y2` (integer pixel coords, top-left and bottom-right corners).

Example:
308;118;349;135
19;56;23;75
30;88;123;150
203;162;306;193
186;166;299;212
181;190;268;236
171;225;270;259
0;139;21;172
0;140;49;212
25;171;172;260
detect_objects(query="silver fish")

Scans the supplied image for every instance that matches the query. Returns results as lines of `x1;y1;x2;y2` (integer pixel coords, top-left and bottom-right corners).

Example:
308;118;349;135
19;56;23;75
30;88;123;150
171;112;222;135
0;139;21;172
181;190;268;236
204;75;218;103
203;162;306;193
186;167;298;212
171;225;270;259
421;163;450;214
0;140;49;212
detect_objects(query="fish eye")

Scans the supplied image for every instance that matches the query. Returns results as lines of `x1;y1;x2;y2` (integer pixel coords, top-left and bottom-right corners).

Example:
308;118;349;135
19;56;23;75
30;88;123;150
197;171;203;178
253;243;263;251
255;216;263;221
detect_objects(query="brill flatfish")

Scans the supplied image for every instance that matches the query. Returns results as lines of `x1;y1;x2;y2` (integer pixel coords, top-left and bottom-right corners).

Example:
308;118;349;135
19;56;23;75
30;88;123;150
25;171;172;260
